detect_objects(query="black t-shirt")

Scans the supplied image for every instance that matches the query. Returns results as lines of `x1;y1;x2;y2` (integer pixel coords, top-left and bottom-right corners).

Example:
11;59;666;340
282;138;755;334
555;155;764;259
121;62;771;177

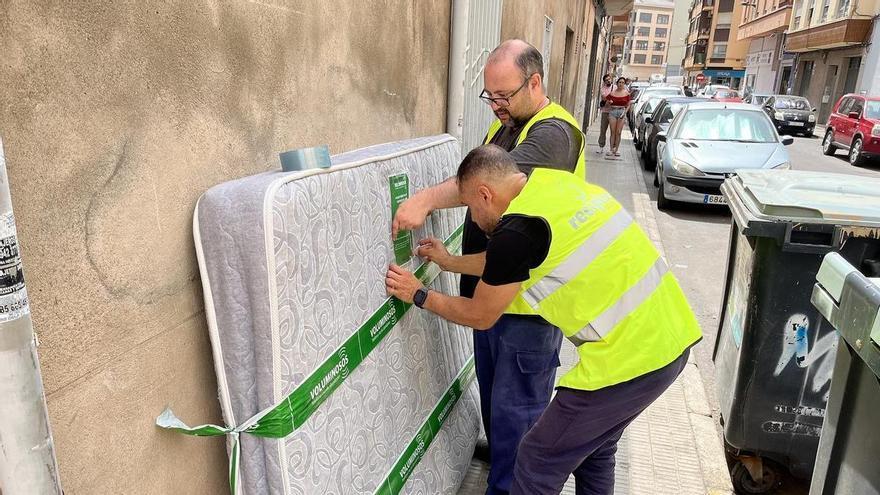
459;116;582;298
481;215;551;286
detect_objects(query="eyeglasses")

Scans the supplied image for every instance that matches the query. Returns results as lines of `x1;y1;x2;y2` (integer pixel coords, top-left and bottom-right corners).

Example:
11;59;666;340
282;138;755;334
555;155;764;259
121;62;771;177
479;75;534;107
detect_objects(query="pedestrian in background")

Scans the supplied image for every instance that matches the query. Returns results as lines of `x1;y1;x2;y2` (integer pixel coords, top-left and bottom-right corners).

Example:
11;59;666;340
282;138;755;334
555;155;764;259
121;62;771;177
597;74;613;155
605;77;630;157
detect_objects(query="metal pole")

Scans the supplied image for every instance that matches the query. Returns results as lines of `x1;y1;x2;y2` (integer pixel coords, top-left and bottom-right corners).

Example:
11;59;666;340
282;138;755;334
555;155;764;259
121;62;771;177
0;138;63;494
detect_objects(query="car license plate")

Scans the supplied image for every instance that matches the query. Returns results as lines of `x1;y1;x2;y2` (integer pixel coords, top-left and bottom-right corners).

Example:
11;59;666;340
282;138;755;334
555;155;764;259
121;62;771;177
703;194;727;205
788;121;804;127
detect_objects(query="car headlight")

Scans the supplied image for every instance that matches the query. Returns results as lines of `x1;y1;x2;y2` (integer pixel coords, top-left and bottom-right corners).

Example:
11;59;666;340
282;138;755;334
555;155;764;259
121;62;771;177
773;162;792;170
671;158;704;176
808;114;816;122
872;124;880;137
774;112;785;120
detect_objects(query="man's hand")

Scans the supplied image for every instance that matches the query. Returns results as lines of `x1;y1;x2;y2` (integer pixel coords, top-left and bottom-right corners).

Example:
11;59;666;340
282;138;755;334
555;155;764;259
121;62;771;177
416;237;451;270
392;197;431;240
385;264;424;303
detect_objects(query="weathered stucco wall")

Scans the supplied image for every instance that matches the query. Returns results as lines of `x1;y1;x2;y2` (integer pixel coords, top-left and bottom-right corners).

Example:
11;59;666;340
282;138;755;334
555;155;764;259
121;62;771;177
501;0;590;112
0;1;450;492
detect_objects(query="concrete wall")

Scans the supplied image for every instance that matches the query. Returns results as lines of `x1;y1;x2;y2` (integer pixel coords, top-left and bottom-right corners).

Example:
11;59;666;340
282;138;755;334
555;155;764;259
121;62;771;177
744;36;779;94
0;1;451;493
501;0;590;112
667;0;690;76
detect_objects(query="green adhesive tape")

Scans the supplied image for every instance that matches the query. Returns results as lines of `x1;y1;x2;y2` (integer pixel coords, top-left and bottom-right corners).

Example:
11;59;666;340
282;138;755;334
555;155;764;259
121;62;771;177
157;223;465;493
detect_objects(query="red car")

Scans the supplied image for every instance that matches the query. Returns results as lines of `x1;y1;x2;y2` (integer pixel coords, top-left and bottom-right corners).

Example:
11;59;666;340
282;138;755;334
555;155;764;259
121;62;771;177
711;89;743;103
823;94;880;166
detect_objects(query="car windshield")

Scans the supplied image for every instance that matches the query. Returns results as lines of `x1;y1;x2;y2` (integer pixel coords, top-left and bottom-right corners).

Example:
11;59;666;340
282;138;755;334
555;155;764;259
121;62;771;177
676;109;776;143
642;98;662;113
716;90;739;98
659;103;687;123
865;101;880;119
753;96;768;104
774;97;811;110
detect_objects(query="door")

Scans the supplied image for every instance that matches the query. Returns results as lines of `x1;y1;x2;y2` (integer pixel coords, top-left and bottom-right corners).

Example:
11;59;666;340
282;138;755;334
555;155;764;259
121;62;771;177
843;57;861;95
798;60;815;96
819;65;838;124
837;97;858;146
847;97;865;146
778;66;792;94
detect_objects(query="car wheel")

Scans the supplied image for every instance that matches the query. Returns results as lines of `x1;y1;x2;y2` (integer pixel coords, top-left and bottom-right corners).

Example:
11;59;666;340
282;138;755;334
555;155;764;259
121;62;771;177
653;168;659;187
657;176;672;210
822;130;837;156
850;138;867;167
634;138;641;150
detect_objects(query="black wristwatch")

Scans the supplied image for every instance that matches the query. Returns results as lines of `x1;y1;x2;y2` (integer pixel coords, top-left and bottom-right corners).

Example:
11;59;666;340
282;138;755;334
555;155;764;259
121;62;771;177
413;287;430;308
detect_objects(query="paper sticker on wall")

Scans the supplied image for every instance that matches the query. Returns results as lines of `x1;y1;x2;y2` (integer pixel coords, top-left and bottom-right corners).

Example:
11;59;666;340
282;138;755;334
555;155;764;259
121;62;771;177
0;211;29;322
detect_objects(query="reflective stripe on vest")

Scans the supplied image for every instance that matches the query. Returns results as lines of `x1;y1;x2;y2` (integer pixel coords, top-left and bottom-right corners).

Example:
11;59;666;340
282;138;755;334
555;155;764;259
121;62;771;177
520;208;634;308
566;256;669;347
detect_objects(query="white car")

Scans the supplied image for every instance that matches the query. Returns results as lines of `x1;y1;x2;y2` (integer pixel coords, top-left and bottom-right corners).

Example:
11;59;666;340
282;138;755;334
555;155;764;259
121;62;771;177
654;102;794;209
696;84;730;98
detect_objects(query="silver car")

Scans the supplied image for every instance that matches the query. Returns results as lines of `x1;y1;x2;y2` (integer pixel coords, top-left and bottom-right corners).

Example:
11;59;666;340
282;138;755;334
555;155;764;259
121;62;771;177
628;86;684;133
654;102;794;209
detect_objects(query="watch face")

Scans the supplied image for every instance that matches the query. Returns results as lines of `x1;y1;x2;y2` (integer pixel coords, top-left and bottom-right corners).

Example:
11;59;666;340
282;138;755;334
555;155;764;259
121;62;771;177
414;288;428;307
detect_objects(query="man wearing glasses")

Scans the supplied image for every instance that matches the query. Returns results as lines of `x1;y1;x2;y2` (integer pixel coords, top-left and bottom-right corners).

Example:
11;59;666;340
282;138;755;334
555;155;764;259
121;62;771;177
392;39;585;495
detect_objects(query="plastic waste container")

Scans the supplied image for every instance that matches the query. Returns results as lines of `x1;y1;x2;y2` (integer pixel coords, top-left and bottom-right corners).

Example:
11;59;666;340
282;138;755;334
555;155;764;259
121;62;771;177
809;252;880;495
714;170;880;493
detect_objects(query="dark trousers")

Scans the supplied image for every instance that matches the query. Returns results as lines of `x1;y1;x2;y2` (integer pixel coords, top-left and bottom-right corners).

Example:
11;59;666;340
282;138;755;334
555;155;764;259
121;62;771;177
510;349;690;495
474;315;562;495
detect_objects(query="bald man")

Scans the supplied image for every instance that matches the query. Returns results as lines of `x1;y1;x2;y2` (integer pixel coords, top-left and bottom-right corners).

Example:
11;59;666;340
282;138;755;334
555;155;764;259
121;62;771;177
392;40;586;494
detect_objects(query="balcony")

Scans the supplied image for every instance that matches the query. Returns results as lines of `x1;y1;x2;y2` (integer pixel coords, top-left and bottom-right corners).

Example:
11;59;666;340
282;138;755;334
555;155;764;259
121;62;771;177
701;0;714;11
737;5;792;41
786;17;873;52
604;0;634;16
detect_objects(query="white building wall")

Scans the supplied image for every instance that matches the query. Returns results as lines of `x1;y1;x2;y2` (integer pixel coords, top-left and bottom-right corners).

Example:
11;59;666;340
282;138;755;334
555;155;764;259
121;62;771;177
744;36;778;94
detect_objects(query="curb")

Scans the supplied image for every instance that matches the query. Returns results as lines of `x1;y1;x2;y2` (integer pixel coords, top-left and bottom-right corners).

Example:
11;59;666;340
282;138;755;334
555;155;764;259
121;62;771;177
588;124;735;494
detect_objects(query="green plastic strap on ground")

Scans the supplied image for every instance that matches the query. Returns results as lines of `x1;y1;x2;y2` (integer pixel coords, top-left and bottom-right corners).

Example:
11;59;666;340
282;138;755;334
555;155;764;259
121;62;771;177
373;355;476;495
157;223;464;493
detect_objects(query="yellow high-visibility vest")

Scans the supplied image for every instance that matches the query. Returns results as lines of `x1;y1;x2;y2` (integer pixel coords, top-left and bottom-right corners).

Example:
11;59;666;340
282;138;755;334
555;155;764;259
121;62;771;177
501;168;702;390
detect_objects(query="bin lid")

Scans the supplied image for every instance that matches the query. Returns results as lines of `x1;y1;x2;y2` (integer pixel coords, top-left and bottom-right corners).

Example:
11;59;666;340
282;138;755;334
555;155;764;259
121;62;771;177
726;170;880;226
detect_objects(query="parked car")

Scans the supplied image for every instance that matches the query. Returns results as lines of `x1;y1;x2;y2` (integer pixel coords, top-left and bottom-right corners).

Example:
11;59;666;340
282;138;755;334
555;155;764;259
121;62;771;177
711;89;743;103
641;97;704;169
822;93;880;166
763;95;817;137
633;96;665;150
655;102;793;209
744;94;770;106
629;81;650;101
696;84;730;98
627;86;684;134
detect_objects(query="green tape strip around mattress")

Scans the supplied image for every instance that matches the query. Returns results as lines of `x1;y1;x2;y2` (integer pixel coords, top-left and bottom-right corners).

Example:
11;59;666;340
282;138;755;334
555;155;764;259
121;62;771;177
156;223;465;493
374;355;476;495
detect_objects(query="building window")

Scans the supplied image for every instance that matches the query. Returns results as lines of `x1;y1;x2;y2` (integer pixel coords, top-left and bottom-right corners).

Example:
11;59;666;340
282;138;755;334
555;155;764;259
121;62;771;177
655;28;668;38
651;55;664;65
712;43;728;59
637;27;650;36
657;14;670;24
654;41;666;51
719;0;734;12
838;0;851;17
639;12;653;23
636;40;649;50
821;0;830;21
633;54;647;64
714;28;730;41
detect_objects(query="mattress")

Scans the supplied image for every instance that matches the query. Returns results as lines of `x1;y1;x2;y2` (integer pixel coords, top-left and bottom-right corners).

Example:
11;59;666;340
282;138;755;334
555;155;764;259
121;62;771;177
177;135;480;494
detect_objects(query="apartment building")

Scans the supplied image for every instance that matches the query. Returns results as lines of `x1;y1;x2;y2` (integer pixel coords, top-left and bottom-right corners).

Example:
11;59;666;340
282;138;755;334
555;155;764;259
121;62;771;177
622;0;674;80
609;14;630;77
785;0;877;122
738;0;793;95
683;0;749;89
667;0;692;78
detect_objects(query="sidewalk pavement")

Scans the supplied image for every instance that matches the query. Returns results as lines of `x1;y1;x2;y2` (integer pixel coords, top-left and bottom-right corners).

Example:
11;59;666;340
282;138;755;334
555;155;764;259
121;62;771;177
457;123;734;495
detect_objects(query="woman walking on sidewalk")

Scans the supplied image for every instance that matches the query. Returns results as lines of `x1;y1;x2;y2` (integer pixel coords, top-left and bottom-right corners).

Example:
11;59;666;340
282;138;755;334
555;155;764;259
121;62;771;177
605;77;631;157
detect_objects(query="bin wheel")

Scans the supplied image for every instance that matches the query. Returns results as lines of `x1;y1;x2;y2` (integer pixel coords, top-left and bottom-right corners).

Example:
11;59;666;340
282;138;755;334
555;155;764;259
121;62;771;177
731;460;780;494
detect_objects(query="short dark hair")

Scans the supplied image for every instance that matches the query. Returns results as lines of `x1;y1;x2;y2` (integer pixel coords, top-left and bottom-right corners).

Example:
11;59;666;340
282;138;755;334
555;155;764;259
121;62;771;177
457;145;519;186
514;44;544;81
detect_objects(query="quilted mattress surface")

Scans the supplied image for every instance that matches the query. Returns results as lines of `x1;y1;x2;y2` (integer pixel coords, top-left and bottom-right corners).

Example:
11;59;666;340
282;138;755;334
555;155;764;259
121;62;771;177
194;135;480;494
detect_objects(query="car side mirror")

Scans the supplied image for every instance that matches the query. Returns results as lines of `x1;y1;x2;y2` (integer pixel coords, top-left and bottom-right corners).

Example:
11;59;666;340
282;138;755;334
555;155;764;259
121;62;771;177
781;136;794;146
645;117;654;124
849;111;860;119
657;132;667;142
812;107;818;112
